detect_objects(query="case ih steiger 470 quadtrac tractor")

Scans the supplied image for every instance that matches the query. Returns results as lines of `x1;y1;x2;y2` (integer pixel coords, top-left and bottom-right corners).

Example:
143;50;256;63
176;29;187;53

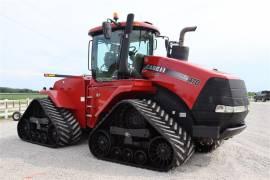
17;13;249;171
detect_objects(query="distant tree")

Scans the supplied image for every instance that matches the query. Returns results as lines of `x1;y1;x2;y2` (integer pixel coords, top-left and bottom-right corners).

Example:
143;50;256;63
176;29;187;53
248;92;255;97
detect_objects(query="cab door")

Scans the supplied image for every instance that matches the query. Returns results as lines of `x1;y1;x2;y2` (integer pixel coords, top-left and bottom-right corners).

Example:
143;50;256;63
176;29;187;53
87;28;155;128
87;30;122;127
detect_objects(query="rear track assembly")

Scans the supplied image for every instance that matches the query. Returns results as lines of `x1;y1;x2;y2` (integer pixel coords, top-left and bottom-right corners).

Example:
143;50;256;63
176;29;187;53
17;98;82;147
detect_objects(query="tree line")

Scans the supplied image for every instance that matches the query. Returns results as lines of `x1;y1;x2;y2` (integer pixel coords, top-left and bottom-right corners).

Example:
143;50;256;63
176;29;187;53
0;87;38;93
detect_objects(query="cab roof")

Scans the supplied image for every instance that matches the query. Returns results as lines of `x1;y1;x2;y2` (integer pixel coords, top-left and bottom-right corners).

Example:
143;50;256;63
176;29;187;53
88;21;160;36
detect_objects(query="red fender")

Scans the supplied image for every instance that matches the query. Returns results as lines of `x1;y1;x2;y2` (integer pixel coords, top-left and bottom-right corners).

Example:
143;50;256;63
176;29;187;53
41;90;76;109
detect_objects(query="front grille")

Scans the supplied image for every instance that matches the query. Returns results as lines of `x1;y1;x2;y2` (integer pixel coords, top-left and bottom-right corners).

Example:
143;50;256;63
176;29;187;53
192;77;249;131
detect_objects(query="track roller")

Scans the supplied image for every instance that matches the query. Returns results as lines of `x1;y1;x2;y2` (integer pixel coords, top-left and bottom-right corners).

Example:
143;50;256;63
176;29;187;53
111;147;122;159
134;150;147;165
122;148;133;162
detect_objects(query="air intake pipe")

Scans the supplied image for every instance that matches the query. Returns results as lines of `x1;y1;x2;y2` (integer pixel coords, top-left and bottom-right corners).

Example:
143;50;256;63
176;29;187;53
170;26;197;61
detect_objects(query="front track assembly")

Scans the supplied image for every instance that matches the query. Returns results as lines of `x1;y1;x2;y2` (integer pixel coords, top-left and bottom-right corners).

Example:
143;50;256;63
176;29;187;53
17;98;82;147
88;99;194;171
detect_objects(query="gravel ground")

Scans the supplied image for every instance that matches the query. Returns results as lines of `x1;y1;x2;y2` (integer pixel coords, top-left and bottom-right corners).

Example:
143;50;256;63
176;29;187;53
0;102;269;180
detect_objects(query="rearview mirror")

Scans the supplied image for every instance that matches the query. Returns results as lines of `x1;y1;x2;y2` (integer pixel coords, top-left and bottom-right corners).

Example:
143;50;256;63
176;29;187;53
102;22;112;39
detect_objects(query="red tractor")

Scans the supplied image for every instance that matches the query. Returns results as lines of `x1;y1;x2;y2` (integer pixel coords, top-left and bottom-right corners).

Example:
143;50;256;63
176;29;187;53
17;13;249;171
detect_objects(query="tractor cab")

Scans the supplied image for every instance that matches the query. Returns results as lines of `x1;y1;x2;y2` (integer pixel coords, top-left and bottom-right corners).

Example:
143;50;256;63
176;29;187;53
88;14;159;81
88;13;197;82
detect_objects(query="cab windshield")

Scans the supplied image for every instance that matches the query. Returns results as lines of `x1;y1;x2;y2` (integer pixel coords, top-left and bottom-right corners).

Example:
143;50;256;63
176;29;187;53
91;30;154;81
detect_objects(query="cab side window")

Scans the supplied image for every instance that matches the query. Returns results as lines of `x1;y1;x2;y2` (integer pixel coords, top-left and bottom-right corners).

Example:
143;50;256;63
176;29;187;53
92;31;122;81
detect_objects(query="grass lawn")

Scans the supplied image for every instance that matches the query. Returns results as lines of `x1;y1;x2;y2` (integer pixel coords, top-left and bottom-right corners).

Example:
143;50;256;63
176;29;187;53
0;93;47;100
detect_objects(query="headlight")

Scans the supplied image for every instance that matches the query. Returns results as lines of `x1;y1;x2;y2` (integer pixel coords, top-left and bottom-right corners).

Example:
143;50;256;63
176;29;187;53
215;105;248;113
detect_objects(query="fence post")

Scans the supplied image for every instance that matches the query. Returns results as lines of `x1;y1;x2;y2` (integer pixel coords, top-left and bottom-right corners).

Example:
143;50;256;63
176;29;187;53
5;99;8;109
4;99;8;119
19;100;21;113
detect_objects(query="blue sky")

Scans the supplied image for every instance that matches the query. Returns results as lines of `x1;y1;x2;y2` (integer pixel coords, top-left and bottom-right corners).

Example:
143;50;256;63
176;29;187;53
0;0;269;92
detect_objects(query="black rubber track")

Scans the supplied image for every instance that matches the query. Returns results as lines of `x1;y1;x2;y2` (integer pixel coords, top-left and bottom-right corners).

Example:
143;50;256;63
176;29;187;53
17;98;82;147
59;108;82;145
131;99;195;167
88;99;195;171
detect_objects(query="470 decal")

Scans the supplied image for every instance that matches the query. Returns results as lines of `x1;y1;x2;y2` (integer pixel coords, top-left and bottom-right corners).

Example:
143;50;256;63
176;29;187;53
187;77;200;86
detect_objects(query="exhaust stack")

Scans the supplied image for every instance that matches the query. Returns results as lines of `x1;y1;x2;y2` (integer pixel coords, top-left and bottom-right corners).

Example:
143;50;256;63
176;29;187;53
170;26;197;61
179;26;197;46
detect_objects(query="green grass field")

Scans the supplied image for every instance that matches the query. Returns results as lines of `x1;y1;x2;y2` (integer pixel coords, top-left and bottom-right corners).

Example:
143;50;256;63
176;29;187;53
0;93;47;100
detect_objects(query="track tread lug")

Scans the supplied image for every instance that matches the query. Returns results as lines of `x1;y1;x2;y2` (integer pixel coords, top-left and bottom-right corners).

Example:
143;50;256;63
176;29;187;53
134;99;195;168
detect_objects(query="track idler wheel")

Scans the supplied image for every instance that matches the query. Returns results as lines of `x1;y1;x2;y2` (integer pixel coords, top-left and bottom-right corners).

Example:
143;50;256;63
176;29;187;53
149;137;174;168
89;130;111;158
17;119;30;140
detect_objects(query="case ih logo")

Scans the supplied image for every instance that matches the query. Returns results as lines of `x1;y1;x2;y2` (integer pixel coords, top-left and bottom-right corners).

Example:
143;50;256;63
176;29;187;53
144;64;167;73
144;64;200;87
